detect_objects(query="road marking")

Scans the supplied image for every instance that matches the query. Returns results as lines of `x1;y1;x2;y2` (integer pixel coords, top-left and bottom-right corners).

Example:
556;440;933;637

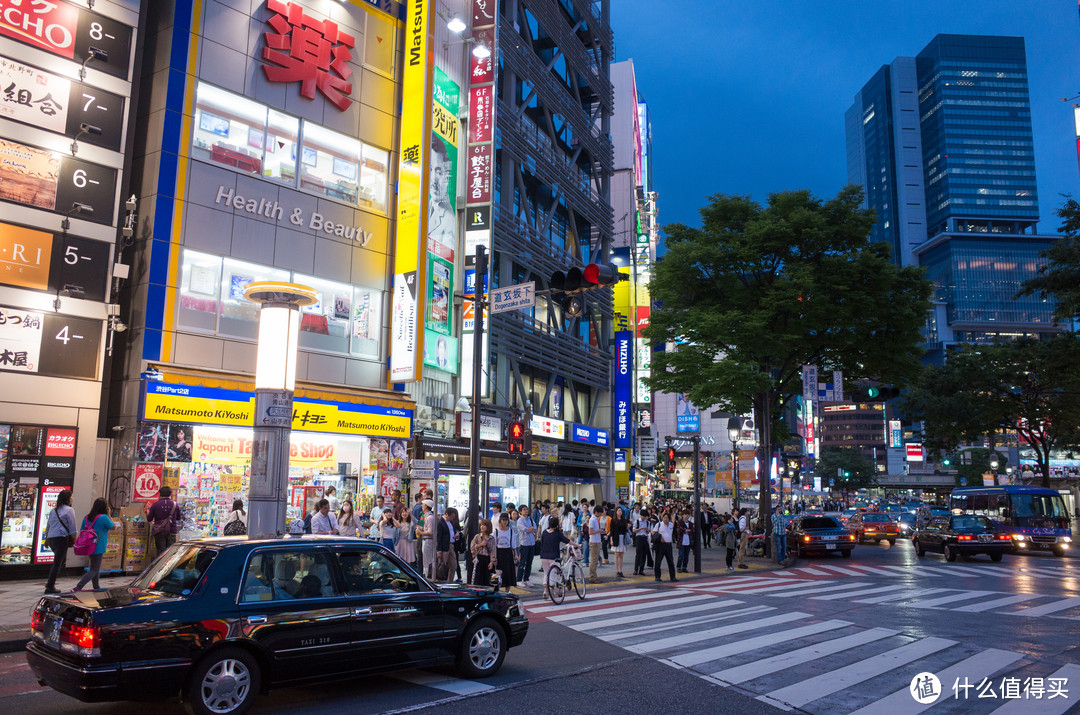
593;605;775;640
518;586;644;607
711;627;899;685
1008;596;1080;617
813;565;867;576
810;585;900;601
669;619;851;668
908;590;999;609
941;564;997;576
757;637;956;709
855;587;953;604
988;663;1080;715
393;670;494;695
913;565;968;577
711;580;819;595
627;611;809;654
568;598;747;630
679;576;777;589
793;567;831;575
850;648;1023;715
525;589;676;614
548;593;714;622
768;582;874;598
952;593;1042;613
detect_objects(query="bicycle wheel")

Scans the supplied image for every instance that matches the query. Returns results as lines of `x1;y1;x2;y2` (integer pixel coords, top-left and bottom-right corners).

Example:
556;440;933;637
571;561;586;600
546;564;565;604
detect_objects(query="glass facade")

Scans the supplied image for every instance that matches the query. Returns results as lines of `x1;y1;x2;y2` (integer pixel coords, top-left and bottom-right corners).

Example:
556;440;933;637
919;237;1058;327
916;35;1038;237
847;66;901;257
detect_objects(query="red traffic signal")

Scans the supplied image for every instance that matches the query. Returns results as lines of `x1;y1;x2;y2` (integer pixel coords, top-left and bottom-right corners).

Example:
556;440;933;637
583;263;621;286
667;446;676;473
508;421;526;454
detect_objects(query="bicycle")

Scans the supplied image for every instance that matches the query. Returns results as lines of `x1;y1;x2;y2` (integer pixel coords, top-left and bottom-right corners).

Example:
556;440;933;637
545;546;586;604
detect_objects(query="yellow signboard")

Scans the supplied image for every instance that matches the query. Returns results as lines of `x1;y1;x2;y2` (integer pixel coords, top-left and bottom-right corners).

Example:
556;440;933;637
0;222;52;291
389;0;435;383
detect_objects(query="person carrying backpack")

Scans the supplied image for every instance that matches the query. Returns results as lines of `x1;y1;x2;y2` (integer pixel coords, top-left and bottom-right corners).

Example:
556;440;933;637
72;498;115;591
147;486;183;555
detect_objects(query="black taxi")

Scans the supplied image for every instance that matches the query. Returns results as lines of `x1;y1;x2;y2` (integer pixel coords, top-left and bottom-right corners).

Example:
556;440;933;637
26;537;527;714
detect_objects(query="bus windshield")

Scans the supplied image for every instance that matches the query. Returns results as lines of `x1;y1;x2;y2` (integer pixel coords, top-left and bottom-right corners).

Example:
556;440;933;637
1012;494;1069;525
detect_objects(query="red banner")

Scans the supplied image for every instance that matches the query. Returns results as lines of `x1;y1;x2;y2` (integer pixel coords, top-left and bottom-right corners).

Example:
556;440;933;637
466;144;492;204
468;85;493;144
133;463;163;502
0;1;79;59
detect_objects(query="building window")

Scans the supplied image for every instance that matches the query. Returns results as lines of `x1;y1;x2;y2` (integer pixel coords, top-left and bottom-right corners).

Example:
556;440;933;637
191;82;388;214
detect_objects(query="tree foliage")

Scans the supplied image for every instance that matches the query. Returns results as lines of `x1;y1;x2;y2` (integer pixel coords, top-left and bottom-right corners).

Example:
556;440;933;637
1017;197;1080;324
814;447;877;491
645;186;932;526
901;335;1080;488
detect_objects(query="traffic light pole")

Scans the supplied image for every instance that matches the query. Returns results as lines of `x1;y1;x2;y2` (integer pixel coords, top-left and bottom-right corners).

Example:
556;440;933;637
466;244;487;586
692;434;702;573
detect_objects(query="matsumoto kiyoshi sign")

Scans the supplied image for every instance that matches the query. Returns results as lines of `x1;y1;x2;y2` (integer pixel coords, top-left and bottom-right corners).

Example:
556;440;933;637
142;382;411;438
214;185;374;245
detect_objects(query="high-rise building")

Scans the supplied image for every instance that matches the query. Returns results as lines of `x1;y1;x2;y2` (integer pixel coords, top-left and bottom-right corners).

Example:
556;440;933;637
846;34;1062;362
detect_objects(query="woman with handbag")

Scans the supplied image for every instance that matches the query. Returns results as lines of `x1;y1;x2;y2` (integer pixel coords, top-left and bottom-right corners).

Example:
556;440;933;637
609;506;630;578
72;498;115;592
44;489;77;594
493;512;518;590
222;499;247;535
469;519;497;587
147;486;183;555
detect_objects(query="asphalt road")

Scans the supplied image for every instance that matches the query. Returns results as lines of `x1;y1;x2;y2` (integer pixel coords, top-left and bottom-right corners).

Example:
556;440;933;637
3;533;1079;714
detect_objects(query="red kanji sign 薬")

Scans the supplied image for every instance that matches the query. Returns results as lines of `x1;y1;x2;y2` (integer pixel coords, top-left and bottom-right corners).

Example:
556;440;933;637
261;0;355;111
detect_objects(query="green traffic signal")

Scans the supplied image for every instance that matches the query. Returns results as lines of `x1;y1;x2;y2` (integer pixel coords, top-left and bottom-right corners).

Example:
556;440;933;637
943;458;951;466
866;387;880;398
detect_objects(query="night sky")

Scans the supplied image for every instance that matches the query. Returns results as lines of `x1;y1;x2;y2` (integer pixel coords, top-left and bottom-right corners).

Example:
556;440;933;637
611;0;1080;235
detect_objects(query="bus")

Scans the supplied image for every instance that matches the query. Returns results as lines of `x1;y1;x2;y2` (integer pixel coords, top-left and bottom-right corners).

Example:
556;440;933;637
949;486;1072;557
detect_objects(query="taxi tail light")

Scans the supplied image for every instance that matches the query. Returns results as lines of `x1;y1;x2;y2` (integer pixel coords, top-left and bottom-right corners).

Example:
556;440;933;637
957;535;974;541
849;534;856;541
61;622;101;657
995;534;1011;541
29;610;44;634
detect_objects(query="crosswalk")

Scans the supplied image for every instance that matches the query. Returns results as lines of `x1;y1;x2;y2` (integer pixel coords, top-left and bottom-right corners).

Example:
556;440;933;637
524;586;1080;714
772;560;1080;581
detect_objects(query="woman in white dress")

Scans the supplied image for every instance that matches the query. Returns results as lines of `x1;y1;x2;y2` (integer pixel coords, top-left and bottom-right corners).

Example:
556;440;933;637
395;510;416;564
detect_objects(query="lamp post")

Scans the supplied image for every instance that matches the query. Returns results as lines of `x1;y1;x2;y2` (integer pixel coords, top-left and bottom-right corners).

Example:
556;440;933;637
243;281;318;538
727;417;741;511
692;434;701;573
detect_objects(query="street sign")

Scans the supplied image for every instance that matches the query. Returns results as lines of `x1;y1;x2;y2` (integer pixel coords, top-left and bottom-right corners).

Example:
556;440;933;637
255;390;292;428
412;459;436;470
489;281;535;314
411;458;436;480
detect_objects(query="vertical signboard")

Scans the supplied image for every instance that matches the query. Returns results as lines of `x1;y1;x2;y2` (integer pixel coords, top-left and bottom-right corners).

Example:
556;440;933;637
675;393;699;433
463;0;496;264
390;0;435;382
614;330;632;448
425;68;459;341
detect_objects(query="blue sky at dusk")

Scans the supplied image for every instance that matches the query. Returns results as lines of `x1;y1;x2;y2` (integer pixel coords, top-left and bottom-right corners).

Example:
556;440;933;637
611;0;1080;233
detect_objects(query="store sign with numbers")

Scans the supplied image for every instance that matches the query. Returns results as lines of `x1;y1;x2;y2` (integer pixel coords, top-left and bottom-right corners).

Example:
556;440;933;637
0;304;101;379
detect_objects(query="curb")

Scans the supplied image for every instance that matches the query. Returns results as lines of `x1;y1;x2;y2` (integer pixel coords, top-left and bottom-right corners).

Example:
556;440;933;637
0;631;27;655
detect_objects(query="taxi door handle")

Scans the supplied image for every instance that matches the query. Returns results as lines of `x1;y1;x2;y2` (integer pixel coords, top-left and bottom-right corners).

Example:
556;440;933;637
354;607;372;616
246;616;267;625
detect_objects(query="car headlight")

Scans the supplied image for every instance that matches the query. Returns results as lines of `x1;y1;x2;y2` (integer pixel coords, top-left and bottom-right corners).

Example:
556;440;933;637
1013;534;1026;541
1063;536;1072;544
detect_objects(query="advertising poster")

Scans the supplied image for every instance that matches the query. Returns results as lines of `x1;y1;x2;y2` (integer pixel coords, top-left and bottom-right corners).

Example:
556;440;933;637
0;56;69;134
33;484;67;563
0;138;60;210
0;223;52;292
676;393;700;433
43;427;76;476
425;251;453;334
425;68;459;341
369;438;388;470
0;306;43;374
9;425;44;473
1;479;37;564
422;329;458;373
0;425;8;475
167;424;193;462
133;463;163;501
138;422;167;462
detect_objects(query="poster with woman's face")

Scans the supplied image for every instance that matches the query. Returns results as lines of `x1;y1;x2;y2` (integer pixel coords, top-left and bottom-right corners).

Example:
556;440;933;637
138;423;167;462
388;439;407;471
167;424;193;462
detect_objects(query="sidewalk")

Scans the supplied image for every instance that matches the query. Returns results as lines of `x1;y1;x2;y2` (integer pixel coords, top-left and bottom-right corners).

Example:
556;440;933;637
0;545;784;653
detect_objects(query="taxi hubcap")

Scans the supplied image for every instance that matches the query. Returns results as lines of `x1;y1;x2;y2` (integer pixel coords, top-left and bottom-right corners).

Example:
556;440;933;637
201;658;251;712
469;627;501;671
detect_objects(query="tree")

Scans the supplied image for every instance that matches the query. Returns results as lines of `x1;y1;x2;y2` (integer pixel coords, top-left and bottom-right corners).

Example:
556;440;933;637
901;335;1080;488
1017;197;1080;324
814;447;877;492
645;187;932;542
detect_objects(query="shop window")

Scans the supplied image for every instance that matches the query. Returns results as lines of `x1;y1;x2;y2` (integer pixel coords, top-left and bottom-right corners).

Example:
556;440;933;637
218;257;289;340
350;286;381;358
193;83;267;176
262;109;300;186
300;123;362;204
295;274;354;353
359;145;389;212
178;250;222;332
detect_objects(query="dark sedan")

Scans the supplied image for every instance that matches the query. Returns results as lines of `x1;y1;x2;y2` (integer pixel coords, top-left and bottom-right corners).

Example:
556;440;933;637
27;537;528;715
914;514;1011;562
789;516;856;558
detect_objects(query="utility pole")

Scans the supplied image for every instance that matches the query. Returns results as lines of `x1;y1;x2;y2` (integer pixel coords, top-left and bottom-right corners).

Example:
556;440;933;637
466;244;487;584
692;434;702;573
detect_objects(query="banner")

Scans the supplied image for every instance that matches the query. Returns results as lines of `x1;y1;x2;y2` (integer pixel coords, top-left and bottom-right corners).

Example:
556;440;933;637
389;0;435;382
676;393;699;433
422;328;458;373
614;330;632;447
192;427;337;470
133;463;163;501
0;306;43;373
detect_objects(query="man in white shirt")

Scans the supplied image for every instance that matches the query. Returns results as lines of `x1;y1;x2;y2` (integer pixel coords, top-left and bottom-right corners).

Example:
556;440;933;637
369;495;386;524
310;499;339;535
587;505;604;582
652;512;677;582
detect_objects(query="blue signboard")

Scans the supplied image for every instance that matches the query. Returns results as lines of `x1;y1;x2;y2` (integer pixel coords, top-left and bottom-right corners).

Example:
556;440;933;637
614;330;632;448
571;423;609;447
676;393;699;433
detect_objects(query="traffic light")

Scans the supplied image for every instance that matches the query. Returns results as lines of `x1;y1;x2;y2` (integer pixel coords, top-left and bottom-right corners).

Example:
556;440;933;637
848;385;901;402
942;457;952;467
667;446;677;473
550;264;625;318
508;420;525;454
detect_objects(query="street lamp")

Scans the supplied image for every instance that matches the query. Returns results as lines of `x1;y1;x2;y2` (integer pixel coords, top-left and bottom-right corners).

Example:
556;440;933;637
727;417;741;510
243;281;318;537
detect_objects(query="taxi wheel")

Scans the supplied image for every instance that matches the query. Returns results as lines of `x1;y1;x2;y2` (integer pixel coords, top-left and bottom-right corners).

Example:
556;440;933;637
944;544;958;562
457;618;506;678
888;539;896;546
1053;547;1066;558
185;647;260;715
914;539;925;557
991;552;1003;562
857;532;864;544
841;549;851;558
